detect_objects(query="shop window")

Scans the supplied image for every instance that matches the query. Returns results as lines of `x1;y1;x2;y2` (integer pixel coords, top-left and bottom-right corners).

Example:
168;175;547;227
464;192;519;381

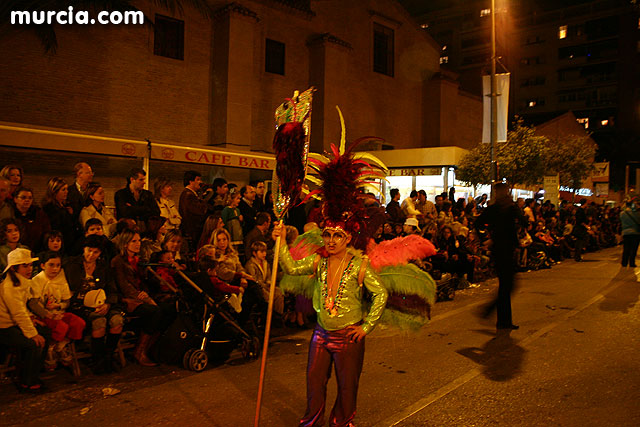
480;8;491;17
577;117;589;129
373;23;394;77
154;15;184;60
265;39;285;75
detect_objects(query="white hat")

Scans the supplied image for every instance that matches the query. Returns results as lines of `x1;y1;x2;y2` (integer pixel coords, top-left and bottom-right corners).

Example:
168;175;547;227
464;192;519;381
404;217;421;232
84;289;107;308
3;248;38;274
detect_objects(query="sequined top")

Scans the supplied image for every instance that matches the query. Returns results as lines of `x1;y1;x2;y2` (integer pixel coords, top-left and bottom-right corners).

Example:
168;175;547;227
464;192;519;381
279;244;387;334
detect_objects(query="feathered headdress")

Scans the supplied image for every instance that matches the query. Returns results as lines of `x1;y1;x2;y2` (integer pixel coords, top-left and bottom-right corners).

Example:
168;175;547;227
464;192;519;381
304;107;388;250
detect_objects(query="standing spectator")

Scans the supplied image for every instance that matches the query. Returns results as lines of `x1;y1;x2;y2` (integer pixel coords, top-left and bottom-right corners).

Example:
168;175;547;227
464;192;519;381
238;185;257;236
415;189;436;226
13;187;51;253
179;170;211;252
0;165;24;201
0;218;29;272
572;199;589;262
0;248;48;393
0;178;14;221
80;183;117;237
244;212;273;262
210;178;229;211
42;177;78;252
154;177;181;231
523;199;536;227
222;191;244;254
476;183;522;330
114;168;160;226
620;195;640;268
253;180;266;213
386;188;405;225
474;194;488;212
401;190;421;219
66;162;94;224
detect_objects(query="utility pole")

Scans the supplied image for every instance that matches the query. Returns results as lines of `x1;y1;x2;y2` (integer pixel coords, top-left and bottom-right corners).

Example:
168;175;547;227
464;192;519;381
490;0;498;199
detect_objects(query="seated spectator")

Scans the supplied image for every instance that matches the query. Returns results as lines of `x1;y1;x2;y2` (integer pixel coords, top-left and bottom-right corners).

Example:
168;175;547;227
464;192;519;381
386;188;405;225
403;218;421;236
0;218;29;273
0;177;14;222
0;165;23;201
112;230;173;366
139;215;167;263
154;177;181;231
70;218;116;261
35;231;65;273
114;168;160;228
221;191;244;255
197;212;224;251
244;212;273;262
379;222;396;241
533;220;562;263
12;187;51;253
42;177;78;252
0;248;48;393
437;200;454;227
213;229;253;284
161;229;187;268
66;162;94;224
80;183;117;237
65;235;123;374
244;241;283;316
29;251;85;371
198;256;244;313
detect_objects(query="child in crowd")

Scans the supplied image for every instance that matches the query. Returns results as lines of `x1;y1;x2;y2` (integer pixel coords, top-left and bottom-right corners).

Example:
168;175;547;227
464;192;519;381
244;241;283;316
199;256;244;313
0;218;30;273
0;248;48;392
149;250;180;302
29;251;86;370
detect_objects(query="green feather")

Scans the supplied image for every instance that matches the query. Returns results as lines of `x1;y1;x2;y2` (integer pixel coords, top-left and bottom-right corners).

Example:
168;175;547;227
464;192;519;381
380;309;429;331
279;274;315;299
378;264;436;305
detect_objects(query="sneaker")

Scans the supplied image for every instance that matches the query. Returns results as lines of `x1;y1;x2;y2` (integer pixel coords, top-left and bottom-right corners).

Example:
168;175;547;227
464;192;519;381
57;344;73;367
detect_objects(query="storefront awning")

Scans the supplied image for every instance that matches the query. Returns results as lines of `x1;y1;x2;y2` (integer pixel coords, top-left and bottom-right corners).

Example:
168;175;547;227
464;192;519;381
364;146;469;169
0;122;275;170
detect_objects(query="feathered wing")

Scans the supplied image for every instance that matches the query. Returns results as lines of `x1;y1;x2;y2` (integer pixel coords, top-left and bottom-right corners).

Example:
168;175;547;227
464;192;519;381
279;274;315;299
375;264;436;331
369;234;436;270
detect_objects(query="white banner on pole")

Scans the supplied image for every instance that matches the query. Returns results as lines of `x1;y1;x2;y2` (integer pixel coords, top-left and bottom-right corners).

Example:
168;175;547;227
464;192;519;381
482;73;510;143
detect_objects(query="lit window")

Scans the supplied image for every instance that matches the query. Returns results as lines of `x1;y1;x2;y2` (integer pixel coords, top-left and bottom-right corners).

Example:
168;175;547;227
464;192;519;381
480;9;491;17
442;45;447;51
528;100;537;107
440;56;449;64
601;119;609;126
421;23;429;29
558;25;567;39
577;118;589;129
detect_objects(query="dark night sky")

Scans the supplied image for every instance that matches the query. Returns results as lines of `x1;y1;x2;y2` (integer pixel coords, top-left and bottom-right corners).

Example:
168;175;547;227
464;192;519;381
397;0;603;17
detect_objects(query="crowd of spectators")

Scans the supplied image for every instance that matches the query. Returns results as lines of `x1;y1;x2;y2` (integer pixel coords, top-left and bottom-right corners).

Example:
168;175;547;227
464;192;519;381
0;161;628;393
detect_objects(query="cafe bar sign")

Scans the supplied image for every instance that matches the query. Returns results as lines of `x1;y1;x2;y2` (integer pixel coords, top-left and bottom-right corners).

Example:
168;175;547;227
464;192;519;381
151;144;275;170
388;167;443;177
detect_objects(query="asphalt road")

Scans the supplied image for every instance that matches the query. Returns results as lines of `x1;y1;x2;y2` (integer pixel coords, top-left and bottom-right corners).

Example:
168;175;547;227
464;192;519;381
2;246;638;426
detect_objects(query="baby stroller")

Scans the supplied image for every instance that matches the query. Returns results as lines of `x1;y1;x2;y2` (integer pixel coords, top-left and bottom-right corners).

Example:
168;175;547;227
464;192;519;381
146;266;261;372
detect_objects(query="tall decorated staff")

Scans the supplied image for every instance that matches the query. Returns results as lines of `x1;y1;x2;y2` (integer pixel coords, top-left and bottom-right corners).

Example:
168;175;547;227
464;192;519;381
254;87;315;427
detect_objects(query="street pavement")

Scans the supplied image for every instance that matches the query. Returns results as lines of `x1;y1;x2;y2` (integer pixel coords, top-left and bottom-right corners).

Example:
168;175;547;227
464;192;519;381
1;246;639;426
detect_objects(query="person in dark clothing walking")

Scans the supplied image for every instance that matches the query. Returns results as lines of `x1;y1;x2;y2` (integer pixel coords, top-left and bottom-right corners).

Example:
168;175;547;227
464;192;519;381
476;183;522;330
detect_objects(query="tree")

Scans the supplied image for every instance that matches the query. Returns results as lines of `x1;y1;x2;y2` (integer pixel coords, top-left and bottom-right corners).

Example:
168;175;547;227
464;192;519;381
456;120;548;189
544;134;597;191
0;1;211;54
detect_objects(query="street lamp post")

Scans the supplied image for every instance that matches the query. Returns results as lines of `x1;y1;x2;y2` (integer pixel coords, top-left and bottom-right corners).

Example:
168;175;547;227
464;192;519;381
490;0;498;198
